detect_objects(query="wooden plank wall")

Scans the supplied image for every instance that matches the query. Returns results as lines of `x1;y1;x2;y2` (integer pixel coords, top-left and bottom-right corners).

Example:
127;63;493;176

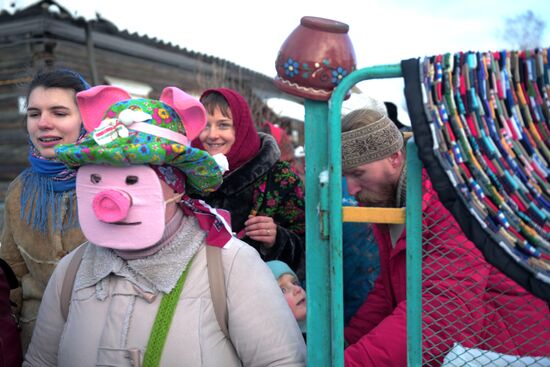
0;36;298;232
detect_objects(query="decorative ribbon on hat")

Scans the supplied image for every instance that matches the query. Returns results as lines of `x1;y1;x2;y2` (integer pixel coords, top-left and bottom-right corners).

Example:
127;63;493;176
92;109;190;147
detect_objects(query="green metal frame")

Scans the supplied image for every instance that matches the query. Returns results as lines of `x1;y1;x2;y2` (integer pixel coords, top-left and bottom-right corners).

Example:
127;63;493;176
304;64;423;366
406;138;423;367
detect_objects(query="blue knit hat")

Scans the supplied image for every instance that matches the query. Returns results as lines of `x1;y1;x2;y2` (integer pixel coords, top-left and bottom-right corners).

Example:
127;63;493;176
266;260;297;281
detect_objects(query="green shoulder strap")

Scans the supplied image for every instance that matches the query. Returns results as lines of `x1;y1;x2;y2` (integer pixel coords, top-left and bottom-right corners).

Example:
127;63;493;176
142;257;194;367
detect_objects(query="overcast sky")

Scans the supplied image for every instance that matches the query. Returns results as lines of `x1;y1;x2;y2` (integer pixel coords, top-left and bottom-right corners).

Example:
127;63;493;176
3;0;549;122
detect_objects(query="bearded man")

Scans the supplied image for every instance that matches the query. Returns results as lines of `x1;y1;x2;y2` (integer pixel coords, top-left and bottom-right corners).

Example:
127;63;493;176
341;109;550;367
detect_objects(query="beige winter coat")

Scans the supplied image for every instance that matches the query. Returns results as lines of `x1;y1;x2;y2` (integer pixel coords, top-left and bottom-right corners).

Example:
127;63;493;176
24;237;306;366
0;176;85;351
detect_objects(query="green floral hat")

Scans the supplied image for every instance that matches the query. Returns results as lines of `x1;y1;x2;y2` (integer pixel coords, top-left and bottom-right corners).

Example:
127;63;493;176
55;86;222;194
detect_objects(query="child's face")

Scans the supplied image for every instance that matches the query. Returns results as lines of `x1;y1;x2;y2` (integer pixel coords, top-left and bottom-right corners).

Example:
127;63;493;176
278;273;306;321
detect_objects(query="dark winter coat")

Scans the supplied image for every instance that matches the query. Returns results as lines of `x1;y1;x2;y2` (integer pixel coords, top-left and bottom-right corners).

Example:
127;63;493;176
195;133;306;279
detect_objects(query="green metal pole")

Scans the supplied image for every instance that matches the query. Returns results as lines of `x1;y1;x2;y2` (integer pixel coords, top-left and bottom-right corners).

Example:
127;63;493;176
326;64;402;366
304;99;331;367
406;138;423;367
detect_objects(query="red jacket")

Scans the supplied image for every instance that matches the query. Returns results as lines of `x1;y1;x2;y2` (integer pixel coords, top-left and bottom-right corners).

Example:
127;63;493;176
344;173;550;366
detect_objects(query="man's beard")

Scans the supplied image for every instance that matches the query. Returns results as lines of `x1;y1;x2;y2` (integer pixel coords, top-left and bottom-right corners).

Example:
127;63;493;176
354;182;397;208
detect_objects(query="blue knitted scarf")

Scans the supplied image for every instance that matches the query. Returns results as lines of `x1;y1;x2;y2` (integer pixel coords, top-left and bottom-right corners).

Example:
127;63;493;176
19;144;80;233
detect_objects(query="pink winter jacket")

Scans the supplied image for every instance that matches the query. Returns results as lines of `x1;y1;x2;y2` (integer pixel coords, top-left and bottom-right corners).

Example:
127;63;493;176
344;173;550;367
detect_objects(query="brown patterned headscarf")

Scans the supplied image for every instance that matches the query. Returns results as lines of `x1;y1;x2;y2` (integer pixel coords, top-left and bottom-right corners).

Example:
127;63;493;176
341;109;404;170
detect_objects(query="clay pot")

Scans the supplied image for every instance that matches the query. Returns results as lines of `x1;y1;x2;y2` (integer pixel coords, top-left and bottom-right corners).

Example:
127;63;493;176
274;16;356;101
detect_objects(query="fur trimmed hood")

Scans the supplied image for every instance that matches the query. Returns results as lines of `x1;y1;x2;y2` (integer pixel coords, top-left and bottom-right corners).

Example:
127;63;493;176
216;133;281;196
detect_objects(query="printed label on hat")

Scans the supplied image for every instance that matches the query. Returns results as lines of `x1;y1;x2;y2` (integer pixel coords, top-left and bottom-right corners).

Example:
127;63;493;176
93;118;129;146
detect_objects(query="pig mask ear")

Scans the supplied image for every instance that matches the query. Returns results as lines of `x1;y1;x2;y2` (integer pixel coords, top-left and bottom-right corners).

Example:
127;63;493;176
77;86;132;132
160;87;207;141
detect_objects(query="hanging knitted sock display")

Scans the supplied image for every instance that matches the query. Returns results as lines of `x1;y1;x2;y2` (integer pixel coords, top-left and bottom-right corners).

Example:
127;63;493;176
420;49;550;285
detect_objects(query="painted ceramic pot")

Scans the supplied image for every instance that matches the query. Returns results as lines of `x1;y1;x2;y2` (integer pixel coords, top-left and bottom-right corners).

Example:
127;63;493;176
274;16;356;101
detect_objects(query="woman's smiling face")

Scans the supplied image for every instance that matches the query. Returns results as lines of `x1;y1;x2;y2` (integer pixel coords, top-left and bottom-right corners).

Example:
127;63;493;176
199;105;236;156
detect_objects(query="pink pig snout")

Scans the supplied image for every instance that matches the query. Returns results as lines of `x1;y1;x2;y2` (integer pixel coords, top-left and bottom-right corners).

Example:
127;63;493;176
92;189;132;223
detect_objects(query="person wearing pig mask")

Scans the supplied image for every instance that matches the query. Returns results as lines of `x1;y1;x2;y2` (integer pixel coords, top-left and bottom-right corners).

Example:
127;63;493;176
24;86;306;367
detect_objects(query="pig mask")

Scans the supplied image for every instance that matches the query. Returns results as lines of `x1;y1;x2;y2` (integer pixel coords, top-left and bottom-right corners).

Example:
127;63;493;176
55;86;225;250
77;165;175;249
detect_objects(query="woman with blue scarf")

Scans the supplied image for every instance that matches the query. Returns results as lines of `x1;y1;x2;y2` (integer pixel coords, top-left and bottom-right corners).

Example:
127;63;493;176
0;68;90;353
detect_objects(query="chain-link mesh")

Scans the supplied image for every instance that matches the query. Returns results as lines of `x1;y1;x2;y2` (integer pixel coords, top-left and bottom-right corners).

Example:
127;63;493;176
420;186;550;366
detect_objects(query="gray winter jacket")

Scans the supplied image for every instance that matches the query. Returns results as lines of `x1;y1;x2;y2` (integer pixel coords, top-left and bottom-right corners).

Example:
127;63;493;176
24;222;306;367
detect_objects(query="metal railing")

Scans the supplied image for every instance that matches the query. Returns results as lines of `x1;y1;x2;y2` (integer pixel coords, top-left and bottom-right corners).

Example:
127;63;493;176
303;64;549;366
304;64;415;367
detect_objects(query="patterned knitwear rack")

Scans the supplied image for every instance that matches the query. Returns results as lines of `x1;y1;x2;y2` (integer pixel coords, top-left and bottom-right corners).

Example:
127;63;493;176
419;50;550;285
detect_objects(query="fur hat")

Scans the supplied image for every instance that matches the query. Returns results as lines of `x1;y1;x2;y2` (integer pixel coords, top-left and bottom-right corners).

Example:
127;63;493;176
55;86;222;194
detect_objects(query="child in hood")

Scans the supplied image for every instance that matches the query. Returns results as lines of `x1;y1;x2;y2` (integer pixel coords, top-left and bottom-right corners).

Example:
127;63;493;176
267;260;306;336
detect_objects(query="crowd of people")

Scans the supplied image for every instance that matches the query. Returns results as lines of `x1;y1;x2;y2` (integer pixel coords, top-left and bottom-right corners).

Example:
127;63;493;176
0;67;548;367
